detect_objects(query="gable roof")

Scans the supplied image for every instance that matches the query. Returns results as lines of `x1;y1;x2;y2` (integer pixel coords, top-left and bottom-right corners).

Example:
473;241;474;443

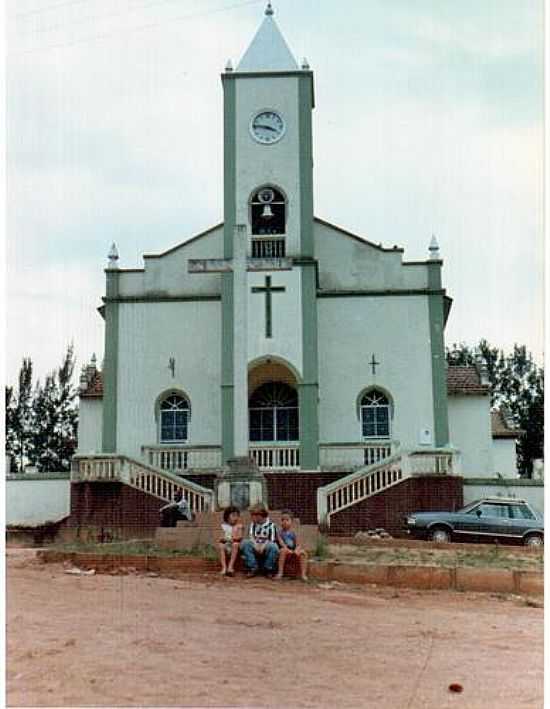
237;13;298;72
136;218;408;266
79;371;103;399
447;366;489;396
314;217;405;253
491;410;524;439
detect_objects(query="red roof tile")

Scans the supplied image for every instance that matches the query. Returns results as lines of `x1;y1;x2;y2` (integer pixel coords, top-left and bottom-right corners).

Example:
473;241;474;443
446;366;489;395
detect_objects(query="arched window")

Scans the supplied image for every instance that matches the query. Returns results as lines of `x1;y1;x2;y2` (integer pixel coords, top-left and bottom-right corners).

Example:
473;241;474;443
360;390;391;439
159;394;190;443
250;187;286;257
249;382;299;442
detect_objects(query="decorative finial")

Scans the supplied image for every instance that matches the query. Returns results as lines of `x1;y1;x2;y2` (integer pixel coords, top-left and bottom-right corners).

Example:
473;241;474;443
91;353;97;367
225;59;233;72
428;234;440;260
107;242;119;269
265;2;274;16
302;57;310;70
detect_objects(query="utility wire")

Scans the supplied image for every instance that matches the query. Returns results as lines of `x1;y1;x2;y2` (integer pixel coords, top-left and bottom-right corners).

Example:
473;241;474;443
11;0;91;20
14;0;217;35
10;0;263;55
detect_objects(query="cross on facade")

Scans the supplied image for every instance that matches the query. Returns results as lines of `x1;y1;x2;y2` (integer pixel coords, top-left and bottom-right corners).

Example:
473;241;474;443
370;354;380;375
251;275;286;338
188;225;292;458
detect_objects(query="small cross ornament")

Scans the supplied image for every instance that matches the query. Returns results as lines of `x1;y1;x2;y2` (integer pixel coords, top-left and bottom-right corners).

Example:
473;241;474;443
370;354;380;375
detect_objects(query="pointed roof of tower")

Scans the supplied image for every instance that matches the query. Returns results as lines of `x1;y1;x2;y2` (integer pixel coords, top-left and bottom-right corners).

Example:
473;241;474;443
237;3;298;73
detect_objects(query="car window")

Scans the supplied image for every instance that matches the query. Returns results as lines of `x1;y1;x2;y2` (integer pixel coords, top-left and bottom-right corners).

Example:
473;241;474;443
461;502;481;514
508;504;535;520
477;503;508;518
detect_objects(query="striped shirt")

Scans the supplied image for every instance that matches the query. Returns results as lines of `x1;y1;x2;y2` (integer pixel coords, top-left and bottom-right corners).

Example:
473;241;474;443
249;518;277;544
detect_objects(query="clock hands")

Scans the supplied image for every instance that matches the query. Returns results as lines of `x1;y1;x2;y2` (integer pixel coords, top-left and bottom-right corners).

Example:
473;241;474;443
256;124;278;132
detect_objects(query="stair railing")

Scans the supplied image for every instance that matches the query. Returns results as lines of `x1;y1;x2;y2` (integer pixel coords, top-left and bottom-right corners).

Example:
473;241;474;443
72;454;213;514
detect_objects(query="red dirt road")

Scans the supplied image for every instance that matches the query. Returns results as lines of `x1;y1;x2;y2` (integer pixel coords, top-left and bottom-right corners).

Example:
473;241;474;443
6;549;543;708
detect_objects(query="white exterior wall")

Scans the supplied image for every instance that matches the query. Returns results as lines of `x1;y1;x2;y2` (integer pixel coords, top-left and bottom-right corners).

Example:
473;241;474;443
116;300;221;458
235;77;301;256
492;438;519;478
6;476;70;525
77;399;103;454
463;481;544;515
318;295;434;447
247;268;302;377
448;396;492;476
117;226;223;298
314;220;428;291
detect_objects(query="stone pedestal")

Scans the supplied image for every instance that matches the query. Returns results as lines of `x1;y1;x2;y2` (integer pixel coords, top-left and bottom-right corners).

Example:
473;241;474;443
215;457;267;510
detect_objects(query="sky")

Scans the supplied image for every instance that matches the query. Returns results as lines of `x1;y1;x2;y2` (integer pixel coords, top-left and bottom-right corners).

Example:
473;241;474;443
6;0;545;384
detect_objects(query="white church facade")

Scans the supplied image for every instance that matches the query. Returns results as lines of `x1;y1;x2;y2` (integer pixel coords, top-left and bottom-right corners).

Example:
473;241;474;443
76;5;520;524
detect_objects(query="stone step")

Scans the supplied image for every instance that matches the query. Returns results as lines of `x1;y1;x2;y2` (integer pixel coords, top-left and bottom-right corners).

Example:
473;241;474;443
156;521;320;552
187;510;299;529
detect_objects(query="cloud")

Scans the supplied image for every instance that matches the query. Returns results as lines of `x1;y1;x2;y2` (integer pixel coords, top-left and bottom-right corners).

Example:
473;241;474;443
5;0;544;384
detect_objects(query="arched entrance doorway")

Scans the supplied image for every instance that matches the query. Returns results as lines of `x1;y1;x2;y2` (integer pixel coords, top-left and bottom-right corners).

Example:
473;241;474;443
248;359;300;468
249;382;299;442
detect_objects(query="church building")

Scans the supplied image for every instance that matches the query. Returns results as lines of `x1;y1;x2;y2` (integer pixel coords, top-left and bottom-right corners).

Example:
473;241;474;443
74;4;520;536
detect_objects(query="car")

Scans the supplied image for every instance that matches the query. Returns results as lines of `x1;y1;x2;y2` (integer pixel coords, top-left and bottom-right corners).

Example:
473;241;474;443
404;497;544;547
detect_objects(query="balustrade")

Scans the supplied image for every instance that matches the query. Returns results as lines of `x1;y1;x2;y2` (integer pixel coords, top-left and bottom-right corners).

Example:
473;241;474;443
249;445;300;470
142;446;222;472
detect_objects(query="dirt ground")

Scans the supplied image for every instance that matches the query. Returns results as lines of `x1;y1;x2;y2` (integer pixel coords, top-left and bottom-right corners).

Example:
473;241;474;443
6;548;544;709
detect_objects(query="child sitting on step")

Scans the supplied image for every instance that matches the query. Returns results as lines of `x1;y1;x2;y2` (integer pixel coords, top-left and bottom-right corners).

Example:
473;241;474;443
219;506;243;577
275;510;308;581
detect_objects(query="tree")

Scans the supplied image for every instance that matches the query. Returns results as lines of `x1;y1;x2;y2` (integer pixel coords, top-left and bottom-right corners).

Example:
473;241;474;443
5;386;18;472
8;358;34;473
29;345;79;472
5;347;79;473
446;340;544;476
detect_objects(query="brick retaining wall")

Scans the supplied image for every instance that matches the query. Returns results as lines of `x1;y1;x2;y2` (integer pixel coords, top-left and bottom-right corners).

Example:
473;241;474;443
64;474;463;540
329;476;464;536
265;472;346;524
67;482;163;540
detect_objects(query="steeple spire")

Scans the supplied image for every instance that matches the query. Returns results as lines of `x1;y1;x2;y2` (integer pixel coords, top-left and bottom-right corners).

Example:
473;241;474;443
236;3;298;72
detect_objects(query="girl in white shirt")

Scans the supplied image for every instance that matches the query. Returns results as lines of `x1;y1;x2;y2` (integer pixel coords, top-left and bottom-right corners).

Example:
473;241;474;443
219;506;243;577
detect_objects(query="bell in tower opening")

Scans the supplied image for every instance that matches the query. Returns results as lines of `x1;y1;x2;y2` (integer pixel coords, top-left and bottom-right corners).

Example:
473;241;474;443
250;186;286;236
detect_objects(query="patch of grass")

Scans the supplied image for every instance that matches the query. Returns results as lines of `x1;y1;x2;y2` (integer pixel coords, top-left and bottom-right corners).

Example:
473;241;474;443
326;542;543;571
48;540;218;560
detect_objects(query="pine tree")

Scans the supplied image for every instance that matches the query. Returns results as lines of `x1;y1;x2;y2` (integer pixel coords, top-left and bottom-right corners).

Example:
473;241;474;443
5;386;18;472
29;345;79;472
9;358;34;473
53;344;78;470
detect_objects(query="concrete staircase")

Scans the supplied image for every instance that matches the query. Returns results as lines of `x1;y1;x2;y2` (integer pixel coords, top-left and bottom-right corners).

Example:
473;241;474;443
155;510;321;552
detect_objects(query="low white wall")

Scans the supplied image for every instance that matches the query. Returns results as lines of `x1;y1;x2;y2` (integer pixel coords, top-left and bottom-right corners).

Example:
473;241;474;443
6;475;71;526
463;479;544;516
491;438;519;478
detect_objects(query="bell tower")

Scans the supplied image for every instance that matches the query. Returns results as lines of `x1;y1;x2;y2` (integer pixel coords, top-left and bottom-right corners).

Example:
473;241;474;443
220;3;319;471
222;1;314;259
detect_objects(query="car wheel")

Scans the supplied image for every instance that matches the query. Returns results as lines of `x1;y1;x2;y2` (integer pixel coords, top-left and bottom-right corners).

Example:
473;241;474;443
429;527;451;543
524;533;543;548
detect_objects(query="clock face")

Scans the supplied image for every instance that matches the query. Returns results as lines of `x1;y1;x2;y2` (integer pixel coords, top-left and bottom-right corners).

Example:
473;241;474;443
250;110;285;144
